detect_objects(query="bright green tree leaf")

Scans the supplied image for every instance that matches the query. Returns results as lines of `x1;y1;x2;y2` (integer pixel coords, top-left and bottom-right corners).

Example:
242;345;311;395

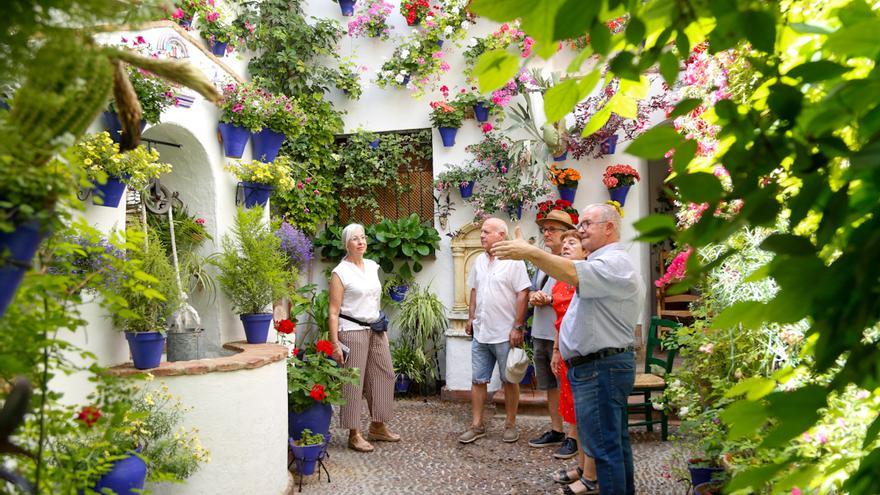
473;49;521;93
625;126;685;159
740;10;777;52
580;105;612;137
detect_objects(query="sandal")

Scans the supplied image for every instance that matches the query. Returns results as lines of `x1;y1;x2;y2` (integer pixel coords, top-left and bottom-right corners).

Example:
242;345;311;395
558;478;599;495
552;467;583;484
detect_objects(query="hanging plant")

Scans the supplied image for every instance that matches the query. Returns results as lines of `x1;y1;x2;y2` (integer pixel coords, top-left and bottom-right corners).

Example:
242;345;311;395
347;0;394;40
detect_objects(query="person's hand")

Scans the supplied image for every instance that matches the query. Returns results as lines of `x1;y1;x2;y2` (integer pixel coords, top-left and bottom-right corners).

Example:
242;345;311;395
492;226;534;261
465;319;473;337
530;291;550;307
509;328;524;347
331;342;344;365
551;349;562;377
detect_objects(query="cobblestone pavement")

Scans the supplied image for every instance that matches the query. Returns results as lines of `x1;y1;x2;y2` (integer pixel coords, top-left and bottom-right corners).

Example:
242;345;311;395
289;397;681;494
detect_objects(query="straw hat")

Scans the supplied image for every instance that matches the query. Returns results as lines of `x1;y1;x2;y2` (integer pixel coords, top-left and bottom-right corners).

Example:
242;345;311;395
535;209;576;230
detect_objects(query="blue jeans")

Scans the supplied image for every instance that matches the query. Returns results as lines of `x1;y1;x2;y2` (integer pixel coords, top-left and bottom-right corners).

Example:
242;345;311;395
471;339;512;384
568;352;635;495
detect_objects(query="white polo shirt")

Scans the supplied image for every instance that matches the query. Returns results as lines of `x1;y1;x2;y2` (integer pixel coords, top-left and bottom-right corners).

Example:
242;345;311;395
468;253;531;344
332;258;382;331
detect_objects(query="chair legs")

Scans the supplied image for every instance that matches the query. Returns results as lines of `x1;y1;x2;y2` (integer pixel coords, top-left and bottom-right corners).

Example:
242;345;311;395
643;391;653;434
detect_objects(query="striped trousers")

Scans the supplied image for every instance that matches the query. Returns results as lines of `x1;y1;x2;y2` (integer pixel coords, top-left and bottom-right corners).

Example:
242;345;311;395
338;329;395;429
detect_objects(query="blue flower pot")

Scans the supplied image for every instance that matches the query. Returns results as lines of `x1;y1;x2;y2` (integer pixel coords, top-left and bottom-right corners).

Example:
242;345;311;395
600;134;619;154
240;313;273;343
401;74;411;86
125;332;165;370
91;452;147;495
388;285;409;302
473;102;490;122
251;128;286;162
558;186;577;203
92;175;127;208
459;181;475;198
177;17;193;29
608;185;631;206
0;221;45;317
218;122;251;158
240;181;274;208
288;401;333;440
289;438;327;475
520;364;534;385
102;111;146;143
395;374;411;394
553;150;568;161
210;40;228;57
438;127;458;147
436;39;444;48
688;465;725;486
369;139;380;149
338;0;356;16
507;203;523;220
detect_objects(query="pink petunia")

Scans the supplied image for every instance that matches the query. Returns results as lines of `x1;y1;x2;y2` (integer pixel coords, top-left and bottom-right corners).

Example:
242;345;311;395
172;8;184;19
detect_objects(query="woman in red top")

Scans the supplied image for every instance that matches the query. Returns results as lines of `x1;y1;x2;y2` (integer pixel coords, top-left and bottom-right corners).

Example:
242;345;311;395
550;231;598;495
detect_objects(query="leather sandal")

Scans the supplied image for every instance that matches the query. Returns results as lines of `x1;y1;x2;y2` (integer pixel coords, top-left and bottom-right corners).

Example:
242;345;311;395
367;424;401;442
558;478;599;495
552;467;583;484
348;433;374;452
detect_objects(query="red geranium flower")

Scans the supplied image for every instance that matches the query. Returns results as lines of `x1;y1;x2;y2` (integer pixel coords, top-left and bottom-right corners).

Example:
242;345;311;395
315;339;334;356
310;384;326;401
276;319;295;335
76;406;101;427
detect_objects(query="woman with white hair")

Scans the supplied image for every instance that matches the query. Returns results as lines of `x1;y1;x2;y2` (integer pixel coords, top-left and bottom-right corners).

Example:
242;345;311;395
328;223;399;452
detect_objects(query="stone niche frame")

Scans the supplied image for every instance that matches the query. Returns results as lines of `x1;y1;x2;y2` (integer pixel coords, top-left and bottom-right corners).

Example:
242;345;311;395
447;222;484;336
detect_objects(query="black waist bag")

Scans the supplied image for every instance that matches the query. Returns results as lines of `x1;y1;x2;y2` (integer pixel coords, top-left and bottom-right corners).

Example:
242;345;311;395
340;312;388;332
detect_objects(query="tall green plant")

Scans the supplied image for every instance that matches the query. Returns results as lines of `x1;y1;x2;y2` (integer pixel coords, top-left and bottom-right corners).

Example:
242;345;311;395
215;207;294;315
393;283;448;384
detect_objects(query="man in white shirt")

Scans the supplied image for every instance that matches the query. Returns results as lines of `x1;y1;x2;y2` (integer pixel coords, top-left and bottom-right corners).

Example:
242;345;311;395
459;218;531;445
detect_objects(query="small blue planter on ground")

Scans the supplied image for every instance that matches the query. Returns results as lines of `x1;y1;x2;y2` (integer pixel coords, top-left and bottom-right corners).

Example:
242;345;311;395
125;332;165;370
438;127;458;147
240;313;273;343
0;221;45;317
338;0;356;16
251;128;286;162
473;102;490;122
608;185;631;206
395;374;411;394
218;122;251;158
459;181;475;198
240;181;274;208
92;175;127;208
91;451;147;495
289;436;329;475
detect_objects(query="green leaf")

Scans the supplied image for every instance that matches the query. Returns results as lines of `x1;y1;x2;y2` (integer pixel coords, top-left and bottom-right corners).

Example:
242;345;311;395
633;214;676;242
740;10;776;52
520;0;565;44
720;399;767;440
415;244;430;256
467;0;536;21
625;17;646;46
473;49;521;93
671;140;697;175
825;19;880;58
675;31;690;58
608;93;637;119
625;126;685;159
668;98;702;119
726;464;789;493
544;79;582;122
767;84;803;122
711;301;767;330
675;172;723;203
553;0;600;40
760;234;816;256
761;385;828;448
789;22;833;34
533;39;559;59
725;377;776;401
659;51;679;87
580;105;612;137
786;60;850;83
567;46;594;72
590;21;611;55
862;414;880;449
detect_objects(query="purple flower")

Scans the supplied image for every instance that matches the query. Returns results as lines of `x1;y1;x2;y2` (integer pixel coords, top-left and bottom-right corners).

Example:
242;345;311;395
275;221;313;271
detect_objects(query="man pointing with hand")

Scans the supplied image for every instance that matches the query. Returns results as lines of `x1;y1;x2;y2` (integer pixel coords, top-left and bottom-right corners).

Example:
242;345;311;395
493;203;643;495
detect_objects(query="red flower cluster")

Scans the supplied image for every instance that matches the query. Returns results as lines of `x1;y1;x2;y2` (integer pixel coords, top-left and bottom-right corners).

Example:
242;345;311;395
275;319;295;335
309;384;326;401
401;0;429;25
76;406;101;427
536;199;579;225
315;339;334;356
429;100;456;113
602;164;640;189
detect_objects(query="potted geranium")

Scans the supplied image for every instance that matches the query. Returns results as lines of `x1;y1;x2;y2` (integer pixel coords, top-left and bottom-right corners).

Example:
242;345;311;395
376;34;448;96
73;132;173;208
217;82;266;158
465;131;514;173
170;0;210;28
104;66;175;142
434;160;484;199
253;93;305;162
400;0;429;26
602;163;640;206
288;340;360;439
215;207;294;344
109;229;181;369
225;155;296;208
429;99;464;147
198;9;236;56
548;165;581;203
502;174;551;220
347;0;394;40
452;86;498;123
289;429;327;476
334;57;365;100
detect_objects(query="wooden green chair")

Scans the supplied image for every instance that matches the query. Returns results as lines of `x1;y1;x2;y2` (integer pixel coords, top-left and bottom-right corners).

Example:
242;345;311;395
628;316;681;441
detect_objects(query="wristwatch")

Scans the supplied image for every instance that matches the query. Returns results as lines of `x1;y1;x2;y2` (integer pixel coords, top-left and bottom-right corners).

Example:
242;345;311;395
514;324;528;332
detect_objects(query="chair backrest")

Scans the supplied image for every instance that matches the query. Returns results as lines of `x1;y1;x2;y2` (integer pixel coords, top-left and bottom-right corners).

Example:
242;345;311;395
644;316;681;374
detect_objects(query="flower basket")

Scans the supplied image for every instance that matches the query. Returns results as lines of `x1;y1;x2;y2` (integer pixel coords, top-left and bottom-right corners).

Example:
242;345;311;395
209;40;228;57
395;373;411;394
251;129;286;163
91;175;127;208
459;181;475;198
218;123;251;158
90;451;147;495
240;312;273;343
0;221;45;317
558;186;577;203
288;400;333;440
438;127;458;147
338;0;357;16
102;111;146;144
473;102;490;122
125;331;166;370
608;185;631;206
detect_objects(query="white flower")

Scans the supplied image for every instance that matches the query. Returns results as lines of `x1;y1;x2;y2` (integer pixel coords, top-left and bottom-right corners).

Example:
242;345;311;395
444;26;454;36
460;21;470;30
451;7;460;14
400;49;410;58
679;406;690;417
394;74;405;83
466;37;478;48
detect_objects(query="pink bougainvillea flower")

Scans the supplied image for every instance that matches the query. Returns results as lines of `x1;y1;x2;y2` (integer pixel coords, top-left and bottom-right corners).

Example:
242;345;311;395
172;8;184;19
481;123;493;133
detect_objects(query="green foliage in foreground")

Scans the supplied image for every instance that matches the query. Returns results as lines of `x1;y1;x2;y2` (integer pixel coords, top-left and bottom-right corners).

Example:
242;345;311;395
471;0;880;492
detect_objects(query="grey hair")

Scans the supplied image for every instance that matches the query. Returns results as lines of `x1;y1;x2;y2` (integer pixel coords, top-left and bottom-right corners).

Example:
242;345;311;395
484;217;509;237
341;223;366;250
583;203;621;233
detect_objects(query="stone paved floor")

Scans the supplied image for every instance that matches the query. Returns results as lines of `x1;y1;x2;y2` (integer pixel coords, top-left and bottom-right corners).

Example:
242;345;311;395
289;397;681;494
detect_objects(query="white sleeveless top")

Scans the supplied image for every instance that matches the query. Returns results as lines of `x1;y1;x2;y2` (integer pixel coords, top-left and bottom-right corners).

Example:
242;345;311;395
332;258;382;331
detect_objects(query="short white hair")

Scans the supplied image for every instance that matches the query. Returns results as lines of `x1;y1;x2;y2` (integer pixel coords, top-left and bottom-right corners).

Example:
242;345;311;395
583;203;621;233
341;223;366;250
483;217;508;237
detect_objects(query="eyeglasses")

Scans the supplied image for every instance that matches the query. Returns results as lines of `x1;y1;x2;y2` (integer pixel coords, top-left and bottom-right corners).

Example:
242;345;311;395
539;227;568;234
576;220;609;231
